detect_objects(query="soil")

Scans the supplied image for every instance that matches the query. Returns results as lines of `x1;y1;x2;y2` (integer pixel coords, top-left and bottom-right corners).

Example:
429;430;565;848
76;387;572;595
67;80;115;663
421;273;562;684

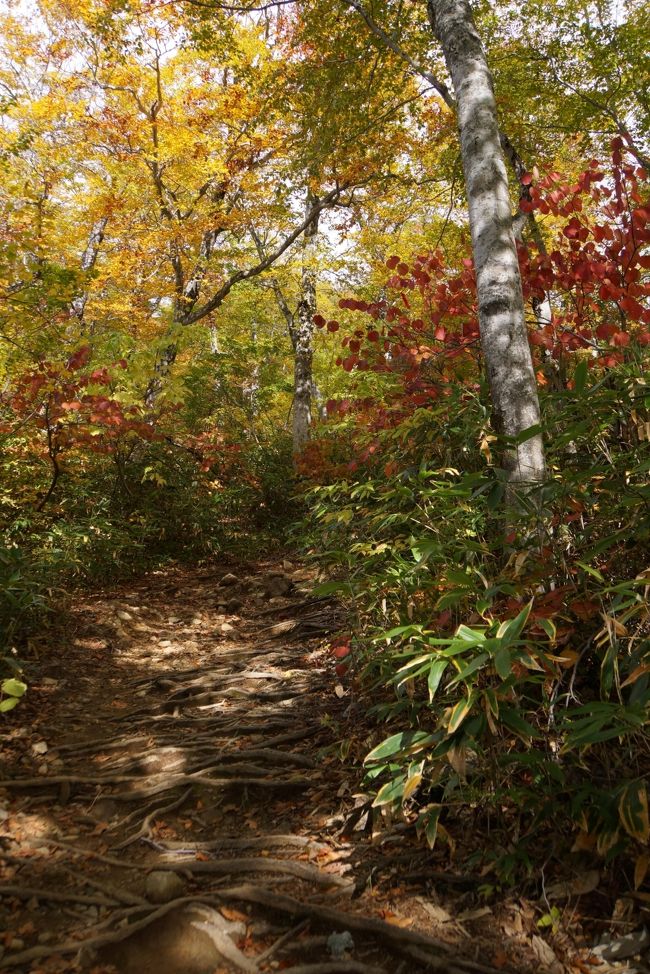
0;558;644;974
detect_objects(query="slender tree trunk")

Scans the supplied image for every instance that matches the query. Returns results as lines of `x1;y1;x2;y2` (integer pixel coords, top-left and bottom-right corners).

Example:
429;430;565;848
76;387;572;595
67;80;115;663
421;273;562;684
427;0;546;486
244;321;261;418
69;216;108;327
291;189;320;454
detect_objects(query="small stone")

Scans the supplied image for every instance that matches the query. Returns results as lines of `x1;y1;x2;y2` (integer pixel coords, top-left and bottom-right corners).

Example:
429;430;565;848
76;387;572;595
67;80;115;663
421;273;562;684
327;931;354;958
220;573;240;587
8;938;25;951
282;559;294;570
116;610;132;621
90;798;120;821
37;932;53;944
592;928;650;962
264;575;292;598
145;870;185;904
32;741;48;755
226;597;242;613
220;622;235;634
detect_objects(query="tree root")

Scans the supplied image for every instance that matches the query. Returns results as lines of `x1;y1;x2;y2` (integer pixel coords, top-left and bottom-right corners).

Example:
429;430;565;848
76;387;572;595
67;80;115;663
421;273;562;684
47;838;150;870
0;769;312;797
214;884;513;974
256;919;311;963
278;965;386;974
0;885;116;908
59;867;148;906
157;857;352;889
109;772;311;801
150;834;329;853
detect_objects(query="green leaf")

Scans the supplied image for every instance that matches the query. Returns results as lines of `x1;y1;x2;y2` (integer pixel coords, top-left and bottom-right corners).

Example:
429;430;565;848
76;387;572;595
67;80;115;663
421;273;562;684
486;481;505;510
0;697;20;712
423;805;443;849
499;705;541;742
576;561;605;583
573;359;588;394
618;781;650;843
1;678;27;698
411;539;441;563
537;618;557;641
497;600;533;647
428;659;448;702
484;687;500;718
380;624;424;640
365;730;437;764
373;775;406;807
494;645;512;680
456;624;486;643
448;696;472;734
448;651;489;686
513;423;542;445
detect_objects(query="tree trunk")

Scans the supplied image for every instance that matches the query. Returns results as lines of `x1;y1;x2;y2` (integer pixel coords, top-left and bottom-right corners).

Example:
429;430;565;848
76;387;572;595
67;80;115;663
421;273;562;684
69;216;108;327
291;189;320;454
427;0;546;486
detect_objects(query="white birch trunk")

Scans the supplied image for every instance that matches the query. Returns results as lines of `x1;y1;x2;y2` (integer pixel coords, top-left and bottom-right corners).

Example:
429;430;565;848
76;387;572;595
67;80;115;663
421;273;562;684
69;216;108;326
292;189;320;454
427;0;546;486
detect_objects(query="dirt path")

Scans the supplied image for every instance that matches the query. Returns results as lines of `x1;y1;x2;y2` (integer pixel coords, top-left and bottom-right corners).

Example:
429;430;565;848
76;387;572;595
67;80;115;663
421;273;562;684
0;559;583;974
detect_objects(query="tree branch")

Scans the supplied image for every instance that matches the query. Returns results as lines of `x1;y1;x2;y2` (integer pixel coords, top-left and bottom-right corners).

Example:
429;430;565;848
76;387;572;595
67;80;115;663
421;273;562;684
183;184;346;325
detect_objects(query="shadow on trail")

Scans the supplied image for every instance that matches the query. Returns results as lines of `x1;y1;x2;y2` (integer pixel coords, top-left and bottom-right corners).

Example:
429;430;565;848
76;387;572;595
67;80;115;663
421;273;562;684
0;560;510;974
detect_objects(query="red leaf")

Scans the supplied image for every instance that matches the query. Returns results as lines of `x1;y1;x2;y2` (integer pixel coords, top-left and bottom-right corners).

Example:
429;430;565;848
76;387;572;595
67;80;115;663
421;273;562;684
67;345;92;371
386;255;400;269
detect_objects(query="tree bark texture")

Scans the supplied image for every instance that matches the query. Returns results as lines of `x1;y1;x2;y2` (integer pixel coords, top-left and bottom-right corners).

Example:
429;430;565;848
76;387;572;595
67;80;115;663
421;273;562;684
427;0;546;485
291;189;320;454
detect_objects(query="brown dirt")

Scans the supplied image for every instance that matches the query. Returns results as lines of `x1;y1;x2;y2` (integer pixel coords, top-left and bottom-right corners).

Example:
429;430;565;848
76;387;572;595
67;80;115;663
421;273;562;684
0;558;635;974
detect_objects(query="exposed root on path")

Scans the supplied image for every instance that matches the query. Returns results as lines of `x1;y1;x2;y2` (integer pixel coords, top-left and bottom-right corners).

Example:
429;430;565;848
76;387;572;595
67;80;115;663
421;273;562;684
1;558;579;974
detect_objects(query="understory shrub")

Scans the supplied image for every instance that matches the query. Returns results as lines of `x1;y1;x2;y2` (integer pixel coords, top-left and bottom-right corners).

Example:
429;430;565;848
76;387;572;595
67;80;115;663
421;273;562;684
304;361;650;882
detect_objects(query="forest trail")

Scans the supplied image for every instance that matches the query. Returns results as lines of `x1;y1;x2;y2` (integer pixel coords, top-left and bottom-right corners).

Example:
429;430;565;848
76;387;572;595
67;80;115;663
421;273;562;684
1;560;569;974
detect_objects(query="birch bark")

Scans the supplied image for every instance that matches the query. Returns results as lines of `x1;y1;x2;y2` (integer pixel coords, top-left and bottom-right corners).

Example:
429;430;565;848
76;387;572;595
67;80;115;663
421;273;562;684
292;189;319;453
427;0;546;486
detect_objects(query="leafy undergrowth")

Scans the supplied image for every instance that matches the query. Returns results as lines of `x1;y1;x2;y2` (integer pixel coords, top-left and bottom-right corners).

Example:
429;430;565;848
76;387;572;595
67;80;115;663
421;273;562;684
302;360;650;915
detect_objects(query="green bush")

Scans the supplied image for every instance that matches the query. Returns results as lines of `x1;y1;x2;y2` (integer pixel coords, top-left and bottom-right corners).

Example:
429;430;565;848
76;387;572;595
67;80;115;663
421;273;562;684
303;362;650;879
